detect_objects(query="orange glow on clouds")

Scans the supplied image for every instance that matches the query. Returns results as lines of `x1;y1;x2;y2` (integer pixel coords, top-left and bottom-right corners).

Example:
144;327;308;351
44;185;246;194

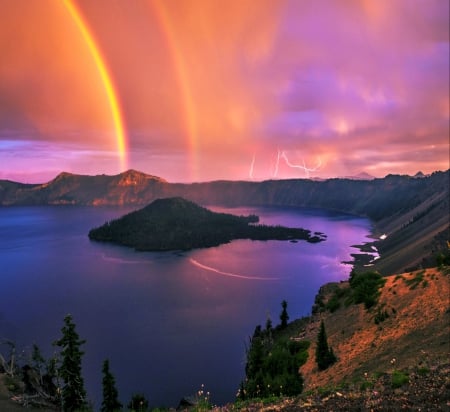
150;0;199;180
143;0;284;180
63;0;128;171
0;0;448;183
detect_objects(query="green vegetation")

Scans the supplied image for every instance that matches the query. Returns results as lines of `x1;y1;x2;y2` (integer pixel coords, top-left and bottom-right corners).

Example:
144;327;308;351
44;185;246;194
312;283;352;314
54;314;88;411
402;270;426;290
436;249;450;267
89;197;324;251
391;370;409;388
417;366;430;376
349;270;386;309
101;359;122;412
315;320;337;371
128;393;149;411
326;286;352;312
325;294;341;312
374;307;390;324
239;301;309;400
314;271;386;315
279;300;289;329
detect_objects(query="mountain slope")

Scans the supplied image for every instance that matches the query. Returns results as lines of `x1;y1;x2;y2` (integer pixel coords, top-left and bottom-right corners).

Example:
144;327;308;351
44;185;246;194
233;267;450;411
300;268;449;390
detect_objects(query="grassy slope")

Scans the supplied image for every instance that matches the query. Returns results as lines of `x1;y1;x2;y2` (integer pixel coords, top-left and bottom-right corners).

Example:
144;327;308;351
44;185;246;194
228;267;449;411
300;268;449;389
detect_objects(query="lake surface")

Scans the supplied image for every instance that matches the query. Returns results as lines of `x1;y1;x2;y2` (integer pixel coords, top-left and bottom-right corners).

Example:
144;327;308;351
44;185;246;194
0;205;372;408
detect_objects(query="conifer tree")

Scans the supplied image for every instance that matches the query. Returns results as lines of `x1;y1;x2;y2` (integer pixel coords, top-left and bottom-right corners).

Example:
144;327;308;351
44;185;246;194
280;300;289;329
265;316;273;333
54;314;87;411
31;343;45;384
128;393;149;411
315;320;337;370
101;359;122;412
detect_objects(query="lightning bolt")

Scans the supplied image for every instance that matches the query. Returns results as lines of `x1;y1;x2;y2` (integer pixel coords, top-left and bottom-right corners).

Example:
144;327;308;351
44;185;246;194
249;153;256;180
273;149;281;177
273;150;322;178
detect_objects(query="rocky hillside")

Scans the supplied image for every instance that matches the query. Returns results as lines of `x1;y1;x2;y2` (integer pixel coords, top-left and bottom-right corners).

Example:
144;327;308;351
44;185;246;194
231;267;450;411
301;267;449;389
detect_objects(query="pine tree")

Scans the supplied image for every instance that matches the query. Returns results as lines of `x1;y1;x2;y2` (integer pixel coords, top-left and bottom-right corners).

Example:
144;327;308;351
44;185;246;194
280;300;289;329
101;359;122;412
315;320;337;370
128;393;149;411
265;316;273;333
54;314;87;411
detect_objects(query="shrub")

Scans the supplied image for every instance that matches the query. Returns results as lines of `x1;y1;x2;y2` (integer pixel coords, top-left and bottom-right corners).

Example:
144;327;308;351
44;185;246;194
325;295;341;312
349;271;386;309
417;367;430;376
391;370;409;388
374;308;390;324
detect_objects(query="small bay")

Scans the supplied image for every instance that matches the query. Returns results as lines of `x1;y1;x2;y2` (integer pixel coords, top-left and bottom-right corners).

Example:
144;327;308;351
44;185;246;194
0;205;372;408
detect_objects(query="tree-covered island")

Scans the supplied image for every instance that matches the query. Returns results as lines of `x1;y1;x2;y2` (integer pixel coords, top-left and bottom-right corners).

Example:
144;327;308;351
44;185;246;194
88;197;325;251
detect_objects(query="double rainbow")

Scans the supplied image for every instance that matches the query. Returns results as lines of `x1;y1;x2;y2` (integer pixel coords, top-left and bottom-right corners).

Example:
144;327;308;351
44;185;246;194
63;0;128;171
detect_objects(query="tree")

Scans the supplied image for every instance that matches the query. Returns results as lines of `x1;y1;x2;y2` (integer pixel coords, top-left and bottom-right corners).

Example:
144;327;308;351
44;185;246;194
31;344;45;385
0;339;16;377
101;359;122;412
54;314;87;411
128;393;149;411
280;300;289;329
315;320;337;370
265;316;273;333
349;271;385;309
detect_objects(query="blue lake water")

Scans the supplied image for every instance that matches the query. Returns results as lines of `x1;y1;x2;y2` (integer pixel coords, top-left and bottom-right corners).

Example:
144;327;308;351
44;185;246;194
0;205;372;408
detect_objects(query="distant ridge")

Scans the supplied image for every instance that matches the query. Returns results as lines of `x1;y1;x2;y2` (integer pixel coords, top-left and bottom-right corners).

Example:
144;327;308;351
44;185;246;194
341;171;376;180
1;169;448;273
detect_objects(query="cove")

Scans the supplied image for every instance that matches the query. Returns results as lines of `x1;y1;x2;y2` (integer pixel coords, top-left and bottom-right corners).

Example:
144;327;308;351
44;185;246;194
0;205;372;408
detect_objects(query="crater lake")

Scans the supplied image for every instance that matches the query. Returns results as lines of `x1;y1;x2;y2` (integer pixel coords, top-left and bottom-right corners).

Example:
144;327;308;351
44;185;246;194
0;205;373;408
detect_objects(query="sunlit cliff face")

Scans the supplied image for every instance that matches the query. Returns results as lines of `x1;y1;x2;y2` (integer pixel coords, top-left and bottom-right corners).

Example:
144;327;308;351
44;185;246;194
0;0;448;183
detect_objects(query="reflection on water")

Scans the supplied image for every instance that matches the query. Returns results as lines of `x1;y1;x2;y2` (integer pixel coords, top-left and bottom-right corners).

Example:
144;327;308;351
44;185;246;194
0;205;371;408
189;257;280;280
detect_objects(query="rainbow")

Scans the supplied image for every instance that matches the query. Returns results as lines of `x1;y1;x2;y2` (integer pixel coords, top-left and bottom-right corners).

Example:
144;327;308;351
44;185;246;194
150;0;199;180
63;0;128;171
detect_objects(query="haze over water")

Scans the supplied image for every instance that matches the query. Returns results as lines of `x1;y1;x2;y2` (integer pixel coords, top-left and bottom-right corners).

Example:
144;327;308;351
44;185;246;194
0;205;372;408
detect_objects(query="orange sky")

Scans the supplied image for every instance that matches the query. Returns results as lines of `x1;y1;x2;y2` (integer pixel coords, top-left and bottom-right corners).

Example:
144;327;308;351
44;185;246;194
0;0;448;182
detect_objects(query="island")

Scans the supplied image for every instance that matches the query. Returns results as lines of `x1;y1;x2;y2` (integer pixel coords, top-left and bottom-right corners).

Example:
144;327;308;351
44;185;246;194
88;197;325;251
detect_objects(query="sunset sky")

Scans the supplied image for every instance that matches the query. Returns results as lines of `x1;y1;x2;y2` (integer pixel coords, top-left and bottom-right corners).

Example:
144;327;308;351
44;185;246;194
1;0;448;183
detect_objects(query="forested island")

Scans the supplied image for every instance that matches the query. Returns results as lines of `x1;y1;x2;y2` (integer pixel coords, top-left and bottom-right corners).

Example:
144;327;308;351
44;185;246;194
88;197;325;251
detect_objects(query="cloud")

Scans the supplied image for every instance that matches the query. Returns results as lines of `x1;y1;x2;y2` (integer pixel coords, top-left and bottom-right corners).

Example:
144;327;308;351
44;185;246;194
0;0;448;181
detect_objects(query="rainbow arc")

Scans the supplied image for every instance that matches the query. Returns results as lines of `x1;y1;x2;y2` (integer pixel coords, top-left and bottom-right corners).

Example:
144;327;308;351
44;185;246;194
63;0;128;171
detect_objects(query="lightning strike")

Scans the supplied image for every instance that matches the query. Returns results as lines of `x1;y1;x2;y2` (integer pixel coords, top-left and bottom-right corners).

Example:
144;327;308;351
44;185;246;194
273;150;322;178
249;153;256;179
